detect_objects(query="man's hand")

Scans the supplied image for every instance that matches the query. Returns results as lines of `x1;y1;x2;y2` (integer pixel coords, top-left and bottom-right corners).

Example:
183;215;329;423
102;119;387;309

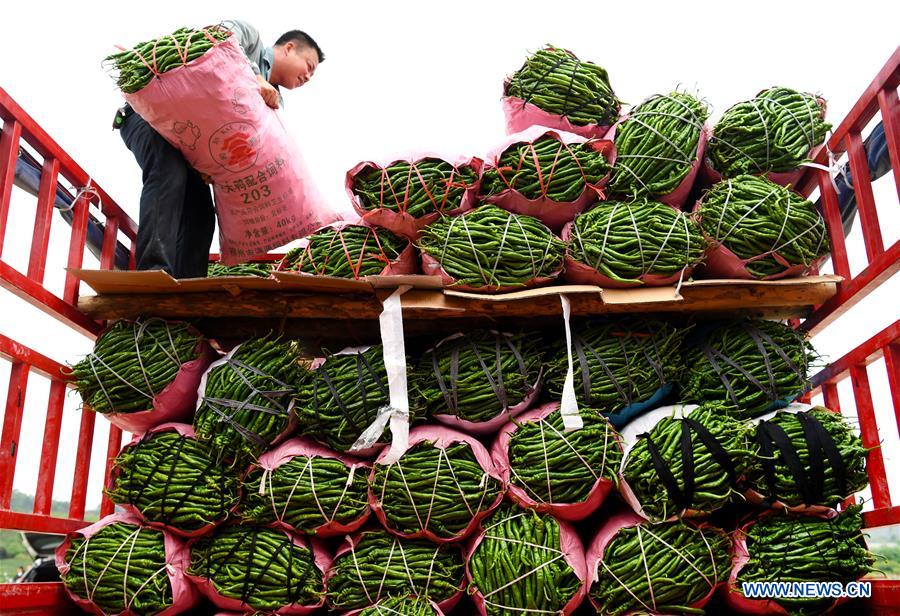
256;74;279;109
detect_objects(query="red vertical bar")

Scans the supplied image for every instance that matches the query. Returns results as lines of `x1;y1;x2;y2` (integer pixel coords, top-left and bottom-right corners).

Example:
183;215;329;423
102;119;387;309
876;87;900;206
62;192;91;305
822;381;842;413
847;131;885;263
850;363;891;510
0;119;22;257
68;408;96;520
27;156;60;282
33;379;66;515
99;424;123;517
0;362;30;508
100;215;119;270
883;342;900;438
817;172;852;279
129;240;137;270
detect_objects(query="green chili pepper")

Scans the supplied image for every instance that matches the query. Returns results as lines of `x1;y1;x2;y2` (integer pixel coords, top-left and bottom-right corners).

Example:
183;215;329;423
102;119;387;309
353;158;479;217
67;319;204;415
417;204;565;289
505;46;619;127
697;175;828;278
708;87;831;177
107;430;240;532
681;319;814;419
568;199;706;284
280;225;408;279
609;91;710;199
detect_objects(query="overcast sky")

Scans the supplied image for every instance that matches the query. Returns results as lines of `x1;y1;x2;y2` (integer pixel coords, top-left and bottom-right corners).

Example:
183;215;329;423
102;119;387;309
1;0;898;510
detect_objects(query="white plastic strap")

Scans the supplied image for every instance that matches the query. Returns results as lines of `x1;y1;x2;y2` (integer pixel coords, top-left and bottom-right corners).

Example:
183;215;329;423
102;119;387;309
559;295;583;431
351;286;412;463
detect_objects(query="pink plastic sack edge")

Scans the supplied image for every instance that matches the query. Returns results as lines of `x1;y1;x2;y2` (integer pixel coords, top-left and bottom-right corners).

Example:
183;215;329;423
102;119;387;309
368;425;505;543
275;220;419;278
185;529;331;615
104;333;218;435
585;511;726;615
560;218;696;288
491;402;620;521
244;436;372;538
108;422;229;539
345;154;485;240
55;511;200;616
421;252;560;294
466;508;587;616
325;531;465;613
501;97;614;141
483;125;615;230
722;512;850;615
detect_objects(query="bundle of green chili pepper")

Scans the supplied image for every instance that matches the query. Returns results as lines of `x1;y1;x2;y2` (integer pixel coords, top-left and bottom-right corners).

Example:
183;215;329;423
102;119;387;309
681;319;814;420
737;505;875;615
193;336;301;462
708;87;831;177
241;454;369;533
67;319;203;414
326;531;465;610
507;408;622;506
371;439;502;539
106;429;240;533
207;261;273;277
358;596;442;615
418;205;565;289
545;318;685;413
280;225;408;279
480;135;610;201
506;46;619;127
591;520;732;616
188;525;323;611
609;92;710;198
697;175;828;278
353;159;480;217
750;407;868;508
62;521;174;614
105;26;231;94
622;404;757;521
568;199;706;283
469;506;582;615
410;331;542;423
295;346;416;452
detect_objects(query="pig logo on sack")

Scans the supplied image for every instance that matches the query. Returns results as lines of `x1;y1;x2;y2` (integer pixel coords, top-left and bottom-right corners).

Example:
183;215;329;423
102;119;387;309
172;120;201;150
209;121;260;173
232;87;251;115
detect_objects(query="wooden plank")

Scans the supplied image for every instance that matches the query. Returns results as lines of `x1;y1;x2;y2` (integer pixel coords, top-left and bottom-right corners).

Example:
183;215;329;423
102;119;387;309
77;277;839;322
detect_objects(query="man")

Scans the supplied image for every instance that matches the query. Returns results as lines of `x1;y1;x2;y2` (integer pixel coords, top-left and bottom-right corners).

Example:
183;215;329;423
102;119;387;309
115;21;324;278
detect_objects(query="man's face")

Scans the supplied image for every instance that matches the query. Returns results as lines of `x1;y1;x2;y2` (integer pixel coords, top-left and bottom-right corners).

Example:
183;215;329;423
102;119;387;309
273;42;319;89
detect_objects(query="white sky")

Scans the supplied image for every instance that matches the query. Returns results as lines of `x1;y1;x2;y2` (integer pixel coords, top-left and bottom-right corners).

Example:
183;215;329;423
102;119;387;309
0;0;898;511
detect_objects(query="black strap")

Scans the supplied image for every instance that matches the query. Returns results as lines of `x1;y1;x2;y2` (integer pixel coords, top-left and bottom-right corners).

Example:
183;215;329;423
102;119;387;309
639;417;740;511
756;420;816;505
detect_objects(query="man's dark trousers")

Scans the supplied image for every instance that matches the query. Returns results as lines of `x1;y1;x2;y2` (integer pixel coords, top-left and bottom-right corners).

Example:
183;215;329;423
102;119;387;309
119;107;215;279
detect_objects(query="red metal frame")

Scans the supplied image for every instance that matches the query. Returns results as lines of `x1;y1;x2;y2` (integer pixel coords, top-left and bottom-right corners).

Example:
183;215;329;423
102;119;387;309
0;46;899;611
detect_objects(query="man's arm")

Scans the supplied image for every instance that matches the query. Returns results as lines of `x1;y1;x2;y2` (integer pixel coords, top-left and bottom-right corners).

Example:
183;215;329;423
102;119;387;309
221;19;279;109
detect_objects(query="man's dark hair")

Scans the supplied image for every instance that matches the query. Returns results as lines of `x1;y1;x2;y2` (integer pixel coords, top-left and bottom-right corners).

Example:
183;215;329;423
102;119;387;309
275;30;325;63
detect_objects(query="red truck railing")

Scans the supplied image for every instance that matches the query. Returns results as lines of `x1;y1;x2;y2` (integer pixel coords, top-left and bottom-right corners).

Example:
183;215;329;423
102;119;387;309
0;46;898;612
